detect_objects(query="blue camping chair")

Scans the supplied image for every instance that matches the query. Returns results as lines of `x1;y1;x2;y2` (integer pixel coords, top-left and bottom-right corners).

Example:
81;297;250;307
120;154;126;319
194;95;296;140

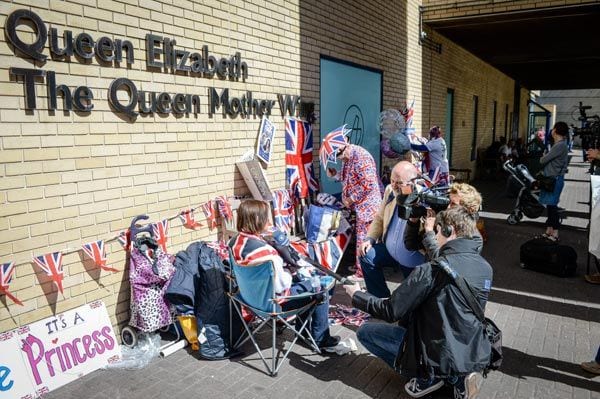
227;249;323;376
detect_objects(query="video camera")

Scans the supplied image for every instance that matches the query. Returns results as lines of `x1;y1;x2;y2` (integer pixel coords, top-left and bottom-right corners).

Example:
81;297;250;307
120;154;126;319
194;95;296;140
396;187;450;220
572;102;600;150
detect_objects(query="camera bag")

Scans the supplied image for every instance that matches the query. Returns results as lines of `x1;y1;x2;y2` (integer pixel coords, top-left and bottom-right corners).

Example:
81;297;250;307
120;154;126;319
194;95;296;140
519;237;577;277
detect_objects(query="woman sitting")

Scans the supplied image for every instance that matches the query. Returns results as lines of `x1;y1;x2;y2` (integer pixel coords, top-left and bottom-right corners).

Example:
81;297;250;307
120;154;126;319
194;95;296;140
228;199;340;349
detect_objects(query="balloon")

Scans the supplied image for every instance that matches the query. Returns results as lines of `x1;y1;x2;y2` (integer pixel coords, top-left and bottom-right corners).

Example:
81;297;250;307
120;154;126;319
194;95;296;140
389;131;411;154
381;138;401;159
378;109;404;139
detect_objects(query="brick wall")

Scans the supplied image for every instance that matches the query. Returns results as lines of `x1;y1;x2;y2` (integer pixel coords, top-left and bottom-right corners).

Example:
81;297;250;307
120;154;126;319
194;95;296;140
0;0;426;334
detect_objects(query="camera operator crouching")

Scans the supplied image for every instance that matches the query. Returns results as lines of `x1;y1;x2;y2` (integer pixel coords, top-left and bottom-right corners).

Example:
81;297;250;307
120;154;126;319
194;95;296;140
404;183;484;260
344;206;493;398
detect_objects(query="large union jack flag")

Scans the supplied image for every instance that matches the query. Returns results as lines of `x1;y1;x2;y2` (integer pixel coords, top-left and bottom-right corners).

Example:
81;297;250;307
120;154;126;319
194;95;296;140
33;252;64;294
0;262;23;305
179;209;202;230
285;118;319;200
271;189;295;233
319;125;350;167
82;240;118;272
152;219;169;252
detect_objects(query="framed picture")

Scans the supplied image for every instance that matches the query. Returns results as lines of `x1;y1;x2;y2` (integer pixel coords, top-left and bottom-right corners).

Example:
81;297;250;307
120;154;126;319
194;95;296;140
256;116;275;165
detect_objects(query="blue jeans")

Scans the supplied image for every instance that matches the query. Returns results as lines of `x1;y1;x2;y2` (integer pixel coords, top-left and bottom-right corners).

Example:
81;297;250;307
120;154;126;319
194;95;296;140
357;322;406;369
283;280;330;345
596;346;600;363
360;243;414;298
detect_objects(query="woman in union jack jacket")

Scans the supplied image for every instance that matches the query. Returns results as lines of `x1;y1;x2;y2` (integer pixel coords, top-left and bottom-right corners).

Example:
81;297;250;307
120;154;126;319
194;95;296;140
228;199;340;350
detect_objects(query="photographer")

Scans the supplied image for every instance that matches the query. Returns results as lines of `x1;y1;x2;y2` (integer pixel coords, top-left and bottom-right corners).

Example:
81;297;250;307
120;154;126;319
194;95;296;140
344;206;493;399
404;183;483;260
358;161;425;298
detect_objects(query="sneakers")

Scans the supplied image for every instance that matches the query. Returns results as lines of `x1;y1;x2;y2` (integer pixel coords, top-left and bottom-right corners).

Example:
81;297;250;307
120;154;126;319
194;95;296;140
317;334;341;349
404;377;444;398
347;274;364;283
581;360;600;374
453;372;484;399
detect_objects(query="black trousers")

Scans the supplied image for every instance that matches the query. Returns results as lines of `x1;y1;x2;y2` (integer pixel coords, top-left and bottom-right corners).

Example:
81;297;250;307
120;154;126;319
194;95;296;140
546;205;561;229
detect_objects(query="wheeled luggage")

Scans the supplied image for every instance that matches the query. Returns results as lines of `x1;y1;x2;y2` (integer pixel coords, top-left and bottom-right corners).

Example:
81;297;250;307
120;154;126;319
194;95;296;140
519;238;577;277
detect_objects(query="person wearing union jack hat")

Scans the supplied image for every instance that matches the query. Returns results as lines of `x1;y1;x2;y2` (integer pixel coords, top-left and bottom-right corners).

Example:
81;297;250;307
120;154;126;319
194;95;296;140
321;126;383;280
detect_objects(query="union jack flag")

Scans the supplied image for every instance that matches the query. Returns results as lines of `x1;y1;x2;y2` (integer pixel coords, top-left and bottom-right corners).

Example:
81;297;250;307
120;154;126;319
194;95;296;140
271;189;295;233
201;200;217;230
285;118;319;200
117;229;130;251
179;209;202;230
319;125;349;167
0;262;23;305
215;196;233;222
33;252;64;294
82;240;118;272
152;219;169;252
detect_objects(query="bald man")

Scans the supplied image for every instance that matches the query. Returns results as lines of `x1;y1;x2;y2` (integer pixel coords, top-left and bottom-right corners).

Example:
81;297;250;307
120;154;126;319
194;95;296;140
358;161;425;297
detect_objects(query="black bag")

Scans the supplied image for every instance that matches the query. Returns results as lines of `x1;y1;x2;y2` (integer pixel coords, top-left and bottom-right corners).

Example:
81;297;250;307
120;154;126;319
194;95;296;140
437;259;503;374
535;172;556;192
519;238;577;277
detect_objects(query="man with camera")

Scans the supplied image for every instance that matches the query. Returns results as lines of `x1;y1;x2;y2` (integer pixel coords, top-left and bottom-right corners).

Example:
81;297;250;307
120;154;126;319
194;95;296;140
357;161;426;297
404;182;483;260
344;206;493;399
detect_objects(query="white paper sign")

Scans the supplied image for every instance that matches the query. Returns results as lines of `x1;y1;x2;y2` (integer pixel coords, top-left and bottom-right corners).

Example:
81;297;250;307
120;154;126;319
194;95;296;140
0;301;120;399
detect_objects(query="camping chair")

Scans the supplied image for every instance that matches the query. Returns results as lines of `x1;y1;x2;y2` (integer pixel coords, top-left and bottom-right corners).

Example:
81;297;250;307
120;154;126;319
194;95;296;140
227;250;322;376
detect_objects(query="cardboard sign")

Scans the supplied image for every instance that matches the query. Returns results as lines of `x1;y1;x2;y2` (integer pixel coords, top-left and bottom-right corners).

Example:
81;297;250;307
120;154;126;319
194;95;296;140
236;159;273;201
0;301;120;399
256;116;275;165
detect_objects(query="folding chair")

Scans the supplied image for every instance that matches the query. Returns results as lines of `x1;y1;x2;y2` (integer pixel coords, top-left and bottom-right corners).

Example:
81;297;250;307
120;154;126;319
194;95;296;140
227;250;322;376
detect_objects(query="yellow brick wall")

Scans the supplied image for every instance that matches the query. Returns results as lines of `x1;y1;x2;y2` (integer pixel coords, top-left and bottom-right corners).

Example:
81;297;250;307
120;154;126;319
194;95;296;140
420;27;526;171
0;0;426;334
422;0;600;21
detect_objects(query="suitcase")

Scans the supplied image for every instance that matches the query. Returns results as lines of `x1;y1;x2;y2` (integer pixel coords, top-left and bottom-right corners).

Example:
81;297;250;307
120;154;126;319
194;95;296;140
519;238;577;277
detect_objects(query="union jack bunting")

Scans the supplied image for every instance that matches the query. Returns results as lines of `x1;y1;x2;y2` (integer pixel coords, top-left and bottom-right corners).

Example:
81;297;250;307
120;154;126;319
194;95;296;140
117;229;130;251
319;125;350;167
271;189;295;233
82;240;118;272
215;196;233;222
0;262;23;305
33;252;64;294
179;209;202;230
285;118;319;200
201;200;217;230
152;219;169;253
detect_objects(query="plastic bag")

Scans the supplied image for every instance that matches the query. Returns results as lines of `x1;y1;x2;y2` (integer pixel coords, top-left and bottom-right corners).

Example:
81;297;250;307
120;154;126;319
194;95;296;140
106;333;161;369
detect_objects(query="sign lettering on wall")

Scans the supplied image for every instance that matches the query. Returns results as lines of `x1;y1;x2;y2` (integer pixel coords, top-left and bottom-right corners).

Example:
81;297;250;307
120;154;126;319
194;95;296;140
4;9;304;119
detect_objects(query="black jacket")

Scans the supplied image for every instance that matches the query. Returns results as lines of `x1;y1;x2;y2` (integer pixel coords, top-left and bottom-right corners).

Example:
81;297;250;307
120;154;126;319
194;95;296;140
352;238;493;378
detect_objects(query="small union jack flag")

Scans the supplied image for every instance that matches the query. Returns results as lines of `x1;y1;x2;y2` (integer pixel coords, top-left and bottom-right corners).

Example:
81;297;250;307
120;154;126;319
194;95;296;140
201;200;217;230
0;262;23;305
215;196;233;222
179;209;203;230
33;252;64;294
117;229;130;251
82;240;118;272
152;219;169;252
319;125;350;167
272;189;295;233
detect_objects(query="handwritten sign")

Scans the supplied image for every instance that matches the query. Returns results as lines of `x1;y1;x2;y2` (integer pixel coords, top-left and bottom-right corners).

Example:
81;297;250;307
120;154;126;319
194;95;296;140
0;301;120;399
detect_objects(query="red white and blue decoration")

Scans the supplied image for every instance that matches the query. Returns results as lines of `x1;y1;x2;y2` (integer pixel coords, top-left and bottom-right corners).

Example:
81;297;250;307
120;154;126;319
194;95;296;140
179;209;203;230
271;189;295;233
319;125;350;166
201;200;218;230
285;118;319;200
33;252;64;294
0;262;23;305
152;219;169;252
82;240;118;272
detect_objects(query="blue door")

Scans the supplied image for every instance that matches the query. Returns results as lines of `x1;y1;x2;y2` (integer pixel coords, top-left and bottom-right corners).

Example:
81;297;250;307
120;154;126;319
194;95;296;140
320;57;382;195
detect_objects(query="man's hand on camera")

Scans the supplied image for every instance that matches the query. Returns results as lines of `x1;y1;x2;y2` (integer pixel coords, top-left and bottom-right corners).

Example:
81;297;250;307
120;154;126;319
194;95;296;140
343;282;362;298
424;208;436;232
358;240;372;257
